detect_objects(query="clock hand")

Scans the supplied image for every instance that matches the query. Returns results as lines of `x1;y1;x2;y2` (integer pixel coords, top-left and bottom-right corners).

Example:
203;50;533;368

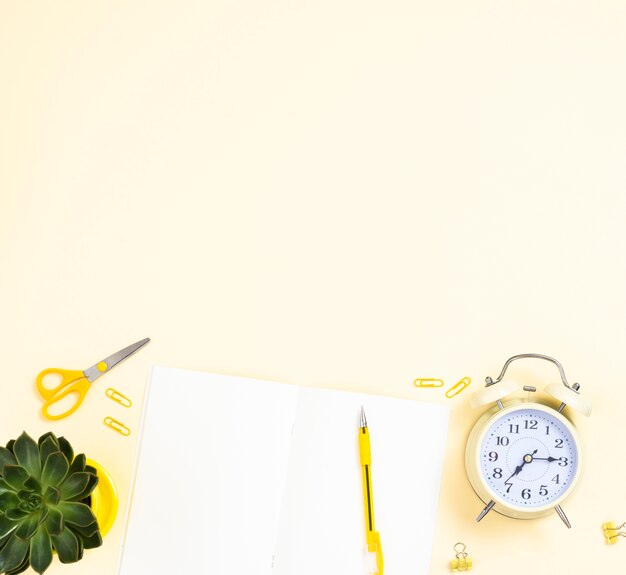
503;449;539;483
503;465;523;484
533;456;558;462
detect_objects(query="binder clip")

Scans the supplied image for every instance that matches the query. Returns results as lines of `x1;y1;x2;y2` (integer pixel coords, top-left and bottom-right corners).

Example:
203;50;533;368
446;377;471;399
414;378;445;388
450;542;472;572
603;522;626;544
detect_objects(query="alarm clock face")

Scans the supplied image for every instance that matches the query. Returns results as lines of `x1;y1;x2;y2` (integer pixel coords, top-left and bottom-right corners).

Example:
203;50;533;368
478;406;579;510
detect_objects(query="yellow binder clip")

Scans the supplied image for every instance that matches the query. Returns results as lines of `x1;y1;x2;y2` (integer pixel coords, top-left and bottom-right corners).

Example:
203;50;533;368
446;377;471;399
450;542;472;572
603;522;626;544
414;378;444;388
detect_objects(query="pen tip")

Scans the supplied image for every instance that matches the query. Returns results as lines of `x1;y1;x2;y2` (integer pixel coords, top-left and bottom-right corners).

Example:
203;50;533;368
360;406;367;428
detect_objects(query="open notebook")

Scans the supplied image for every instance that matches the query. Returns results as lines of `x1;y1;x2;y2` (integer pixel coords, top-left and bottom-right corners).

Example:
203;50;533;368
117;367;449;574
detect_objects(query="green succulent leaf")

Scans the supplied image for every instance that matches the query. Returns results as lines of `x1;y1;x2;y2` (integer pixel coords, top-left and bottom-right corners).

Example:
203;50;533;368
57;438;74;466
51;526;80;564
44;508;63;536
6;553;30;575
68;520;100;538
43;486;60;506
76;531;84;562
0;515;18;539
37;507;49;525
84;465;97;475
23;476;42;495
15;513;39;541
0;491;20;509
0;524;17;550
13;433;41;480
0;479;16;495
36;433;56;449
41;453;69;488
0;533;29;573
0;532;10;553
59;473;90;501
37;438;59;470
73;473;99;502
55;502;96;528
5;509;28;521
4;441;15;455
0;447;17;471
68;454;86;476
2;467;29;492
28;526;52;575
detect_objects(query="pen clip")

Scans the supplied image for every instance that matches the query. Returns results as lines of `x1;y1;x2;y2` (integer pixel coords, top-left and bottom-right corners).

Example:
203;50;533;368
369;531;384;575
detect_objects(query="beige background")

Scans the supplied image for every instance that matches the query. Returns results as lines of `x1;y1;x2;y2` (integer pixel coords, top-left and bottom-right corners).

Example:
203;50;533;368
1;1;625;573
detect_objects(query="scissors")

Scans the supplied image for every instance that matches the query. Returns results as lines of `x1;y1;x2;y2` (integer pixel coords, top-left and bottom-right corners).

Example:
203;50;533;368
36;338;150;420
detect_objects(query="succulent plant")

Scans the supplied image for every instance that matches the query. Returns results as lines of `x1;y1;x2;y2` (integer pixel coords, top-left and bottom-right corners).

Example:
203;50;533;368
0;432;102;574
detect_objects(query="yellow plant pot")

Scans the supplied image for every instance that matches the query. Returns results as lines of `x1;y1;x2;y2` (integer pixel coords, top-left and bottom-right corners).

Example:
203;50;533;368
86;459;118;538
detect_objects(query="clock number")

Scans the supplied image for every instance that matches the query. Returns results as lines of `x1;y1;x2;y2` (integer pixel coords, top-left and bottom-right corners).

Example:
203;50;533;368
508;424;520;434
539;485;548;496
504;481;513;493
492;468;503;479
555;438;564;448
488;451;498;462
545;425;550;435
551;474;561;484
496;436;509;446
558;457;569;467
521;488;531;500
524;420;538;430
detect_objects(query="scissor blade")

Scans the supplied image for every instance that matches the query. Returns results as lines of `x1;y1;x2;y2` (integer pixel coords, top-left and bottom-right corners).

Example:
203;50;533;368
84;338;151;382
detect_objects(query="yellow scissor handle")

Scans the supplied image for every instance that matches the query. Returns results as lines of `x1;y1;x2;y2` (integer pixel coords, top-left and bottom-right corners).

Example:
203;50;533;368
36;368;91;420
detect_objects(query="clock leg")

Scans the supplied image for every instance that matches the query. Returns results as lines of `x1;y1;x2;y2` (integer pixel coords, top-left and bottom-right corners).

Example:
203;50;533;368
476;500;496;522
555;505;572;528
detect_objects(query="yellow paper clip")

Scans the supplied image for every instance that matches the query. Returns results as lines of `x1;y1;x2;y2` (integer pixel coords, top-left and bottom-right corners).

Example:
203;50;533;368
414;378;444;388
106;388;133;408
603;522;626;544
446;377;471;399
450;542;472;572
104;417;131;436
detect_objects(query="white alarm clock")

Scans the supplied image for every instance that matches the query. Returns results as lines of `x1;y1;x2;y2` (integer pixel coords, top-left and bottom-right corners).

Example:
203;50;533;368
465;354;591;528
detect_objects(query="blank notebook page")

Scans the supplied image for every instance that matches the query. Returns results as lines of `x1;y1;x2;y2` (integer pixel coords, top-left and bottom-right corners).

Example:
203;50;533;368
272;386;449;575
118;367;298;575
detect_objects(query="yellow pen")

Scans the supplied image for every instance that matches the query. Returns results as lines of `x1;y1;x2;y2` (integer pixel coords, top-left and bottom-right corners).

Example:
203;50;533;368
359;406;384;575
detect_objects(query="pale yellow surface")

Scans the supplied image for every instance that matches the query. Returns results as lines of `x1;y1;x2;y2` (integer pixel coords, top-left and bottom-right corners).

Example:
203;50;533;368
1;2;625;574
